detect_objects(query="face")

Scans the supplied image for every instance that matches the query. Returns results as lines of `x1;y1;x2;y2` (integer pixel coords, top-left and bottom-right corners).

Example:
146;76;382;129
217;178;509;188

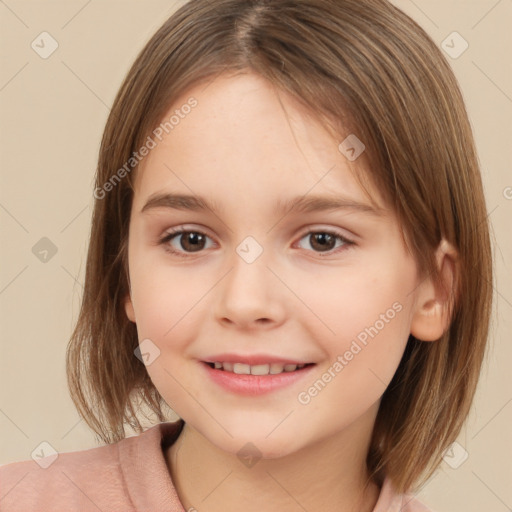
124;72;425;458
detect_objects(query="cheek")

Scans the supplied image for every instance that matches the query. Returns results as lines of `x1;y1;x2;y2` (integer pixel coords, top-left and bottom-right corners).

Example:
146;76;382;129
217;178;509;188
295;273;414;425
129;268;206;365
130;262;198;339
306;262;413;337
130;275;204;413
298;260;416;399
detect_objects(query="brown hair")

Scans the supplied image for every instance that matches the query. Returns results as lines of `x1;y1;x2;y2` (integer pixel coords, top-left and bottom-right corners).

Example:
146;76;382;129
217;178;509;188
66;0;493;495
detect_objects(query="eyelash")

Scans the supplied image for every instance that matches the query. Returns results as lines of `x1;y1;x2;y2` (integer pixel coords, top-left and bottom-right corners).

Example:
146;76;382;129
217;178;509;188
158;227;355;259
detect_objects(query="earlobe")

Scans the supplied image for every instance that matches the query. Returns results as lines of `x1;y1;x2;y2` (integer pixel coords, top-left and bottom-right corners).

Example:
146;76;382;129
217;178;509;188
410;239;458;342
124;294;136;323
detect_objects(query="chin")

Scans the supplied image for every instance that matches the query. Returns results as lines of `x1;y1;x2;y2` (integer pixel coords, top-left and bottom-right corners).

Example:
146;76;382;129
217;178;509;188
179;406;314;459
214;426;302;460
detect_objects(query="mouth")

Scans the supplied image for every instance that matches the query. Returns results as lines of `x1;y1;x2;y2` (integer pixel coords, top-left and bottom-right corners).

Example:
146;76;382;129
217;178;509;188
201;360;317;395
203;361;315;375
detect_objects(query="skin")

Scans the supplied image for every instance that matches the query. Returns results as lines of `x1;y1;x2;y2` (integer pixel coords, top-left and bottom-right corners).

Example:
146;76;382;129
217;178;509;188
124;72;455;512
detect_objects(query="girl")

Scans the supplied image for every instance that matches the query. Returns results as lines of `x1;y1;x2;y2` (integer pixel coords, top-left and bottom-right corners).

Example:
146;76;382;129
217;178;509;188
0;0;492;511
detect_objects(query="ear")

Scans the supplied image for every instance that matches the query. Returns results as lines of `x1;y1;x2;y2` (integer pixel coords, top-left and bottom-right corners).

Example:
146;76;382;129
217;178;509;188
124;292;136;323
410;239;458;342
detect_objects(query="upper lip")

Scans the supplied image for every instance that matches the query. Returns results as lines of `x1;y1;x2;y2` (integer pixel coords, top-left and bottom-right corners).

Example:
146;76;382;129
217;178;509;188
202;353;313;365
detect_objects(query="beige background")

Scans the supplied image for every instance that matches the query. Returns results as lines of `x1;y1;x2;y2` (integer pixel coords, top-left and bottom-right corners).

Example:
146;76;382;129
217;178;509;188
0;1;510;511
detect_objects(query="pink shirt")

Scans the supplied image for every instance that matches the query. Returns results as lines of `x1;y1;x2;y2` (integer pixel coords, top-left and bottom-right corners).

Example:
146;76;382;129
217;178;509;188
0;420;432;511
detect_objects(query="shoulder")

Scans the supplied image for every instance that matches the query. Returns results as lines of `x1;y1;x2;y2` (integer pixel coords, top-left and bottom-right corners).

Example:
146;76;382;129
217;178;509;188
399;493;435;512
373;478;436;512
0;436;128;511
0;420;185;512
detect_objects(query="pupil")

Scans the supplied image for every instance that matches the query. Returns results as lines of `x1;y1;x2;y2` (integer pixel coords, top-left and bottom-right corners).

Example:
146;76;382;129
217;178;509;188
182;232;204;252
311;233;334;251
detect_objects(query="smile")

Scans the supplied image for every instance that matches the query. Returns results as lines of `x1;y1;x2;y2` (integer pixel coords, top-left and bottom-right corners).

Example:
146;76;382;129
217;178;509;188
205;362;311;375
201;361;316;395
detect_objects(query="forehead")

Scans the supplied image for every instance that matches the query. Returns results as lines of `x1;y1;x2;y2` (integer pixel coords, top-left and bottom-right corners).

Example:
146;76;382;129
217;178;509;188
132;72;384;212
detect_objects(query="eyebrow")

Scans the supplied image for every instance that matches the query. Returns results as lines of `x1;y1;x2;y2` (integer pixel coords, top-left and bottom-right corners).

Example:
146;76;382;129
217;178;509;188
140;192;383;216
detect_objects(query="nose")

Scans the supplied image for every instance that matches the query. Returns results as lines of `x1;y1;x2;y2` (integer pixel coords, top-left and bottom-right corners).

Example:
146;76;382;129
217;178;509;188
214;247;287;330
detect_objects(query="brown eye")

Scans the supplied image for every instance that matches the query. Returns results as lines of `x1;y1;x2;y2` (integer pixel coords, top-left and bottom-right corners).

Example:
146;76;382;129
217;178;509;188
308;233;336;252
296;230;354;254
159;227;354;259
177;232;207;252
160;229;214;256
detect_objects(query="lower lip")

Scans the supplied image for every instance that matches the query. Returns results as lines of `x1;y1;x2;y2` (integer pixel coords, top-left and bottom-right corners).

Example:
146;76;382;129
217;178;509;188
201;362;316;396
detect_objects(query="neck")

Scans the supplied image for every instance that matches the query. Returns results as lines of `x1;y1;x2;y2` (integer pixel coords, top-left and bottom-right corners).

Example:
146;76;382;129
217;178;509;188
165;404;381;512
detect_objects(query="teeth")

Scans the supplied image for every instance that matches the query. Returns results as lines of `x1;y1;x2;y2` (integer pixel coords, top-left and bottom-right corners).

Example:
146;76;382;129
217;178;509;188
270;363;285;374
233;363;251;375
251;364;270;375
210;362;306;375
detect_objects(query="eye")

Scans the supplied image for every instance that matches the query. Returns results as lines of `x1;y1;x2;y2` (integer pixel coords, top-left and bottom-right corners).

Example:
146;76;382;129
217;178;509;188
158;227;355;258
159;229;215;258
295;229;354;255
